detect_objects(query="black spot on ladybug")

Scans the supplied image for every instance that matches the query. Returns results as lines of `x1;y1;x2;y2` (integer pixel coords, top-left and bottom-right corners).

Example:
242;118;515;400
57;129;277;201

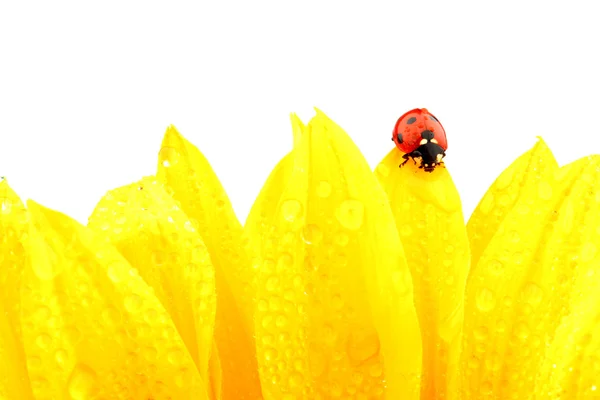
421;130;434;140
407;117;417;125
429;115;438;122
396;133;403;143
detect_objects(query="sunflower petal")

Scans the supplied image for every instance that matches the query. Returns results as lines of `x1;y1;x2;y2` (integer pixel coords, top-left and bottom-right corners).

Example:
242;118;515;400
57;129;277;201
157;126;261;399
22;200;208;399
375;148;470;399
537;278;600;398
0;181;34;400
462;156;599;398
88;176;217;394
467;138;558;271
245;111;422;399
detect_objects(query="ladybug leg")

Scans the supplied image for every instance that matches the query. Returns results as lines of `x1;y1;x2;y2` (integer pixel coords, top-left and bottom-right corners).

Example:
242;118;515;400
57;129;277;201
399;153;411;168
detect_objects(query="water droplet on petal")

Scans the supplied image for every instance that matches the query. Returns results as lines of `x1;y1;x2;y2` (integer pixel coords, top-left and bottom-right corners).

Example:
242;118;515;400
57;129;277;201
36;333;52;349
1;197;13;214
282;199;303;222
302;224;323;245
67;364;97;400
522;282;544;307
124;294;142;313
335;200;365;230
159;146;180;168
476;288;496;312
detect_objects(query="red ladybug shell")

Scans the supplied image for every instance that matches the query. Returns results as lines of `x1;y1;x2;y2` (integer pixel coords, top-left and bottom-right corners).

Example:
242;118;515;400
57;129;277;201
392;108;448;153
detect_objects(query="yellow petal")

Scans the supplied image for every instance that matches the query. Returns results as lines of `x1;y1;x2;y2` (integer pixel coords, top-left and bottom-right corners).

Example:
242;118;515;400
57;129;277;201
157;126;261;399
461;156;598;398
88;177;217;393
375;149;470;399
467;137;558;271
537;279;600;398
245;111;422;399
22;200;208;399
0;180;34;400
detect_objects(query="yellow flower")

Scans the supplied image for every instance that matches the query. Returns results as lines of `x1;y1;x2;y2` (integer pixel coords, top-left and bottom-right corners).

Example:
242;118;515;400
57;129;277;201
1;110;599;399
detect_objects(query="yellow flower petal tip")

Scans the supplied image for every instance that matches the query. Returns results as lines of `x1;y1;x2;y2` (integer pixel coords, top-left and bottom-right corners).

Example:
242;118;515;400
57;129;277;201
156;128;263;399
461;154;600;398
467;136;558;271
376;145;469;399
88;176;217;390
245;110;422;400
19;199;210;399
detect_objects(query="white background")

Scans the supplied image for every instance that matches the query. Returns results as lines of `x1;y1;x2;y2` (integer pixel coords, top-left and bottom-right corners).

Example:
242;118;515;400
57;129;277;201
1;1;599;224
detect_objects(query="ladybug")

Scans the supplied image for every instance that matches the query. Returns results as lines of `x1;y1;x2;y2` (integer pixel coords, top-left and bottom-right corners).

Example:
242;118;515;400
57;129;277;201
391;108;447;172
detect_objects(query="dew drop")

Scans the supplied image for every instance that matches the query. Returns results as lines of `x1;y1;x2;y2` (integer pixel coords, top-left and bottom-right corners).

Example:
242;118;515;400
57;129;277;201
275;315;287;328
124;294;142;313
335;200;365;230
264;347;278;361
302;224;323;245
107;261;123;283
495;166;516;190
257;299;269;312
36;333;52;349
316;181;332;198
282;199;303;222
277;253;293;272
289;372;303;388
514;321;530;340
55;348;68;366
335;232;349;246
474;326;489;341
1;197;13;214
67;364;97;400
522;282;544;307
265;276;280;292
159;146;181;168
476;288;496;312
488;259;504;275
167;348;184;365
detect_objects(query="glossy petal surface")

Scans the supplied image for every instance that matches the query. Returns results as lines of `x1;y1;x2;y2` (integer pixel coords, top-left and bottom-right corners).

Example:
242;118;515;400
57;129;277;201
22;200;208;399
157;126;261;399
88;176;217;396
467;138;558;271
375;150;470;399
462;156;600;399
0;181;34;400
245;111;422;400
